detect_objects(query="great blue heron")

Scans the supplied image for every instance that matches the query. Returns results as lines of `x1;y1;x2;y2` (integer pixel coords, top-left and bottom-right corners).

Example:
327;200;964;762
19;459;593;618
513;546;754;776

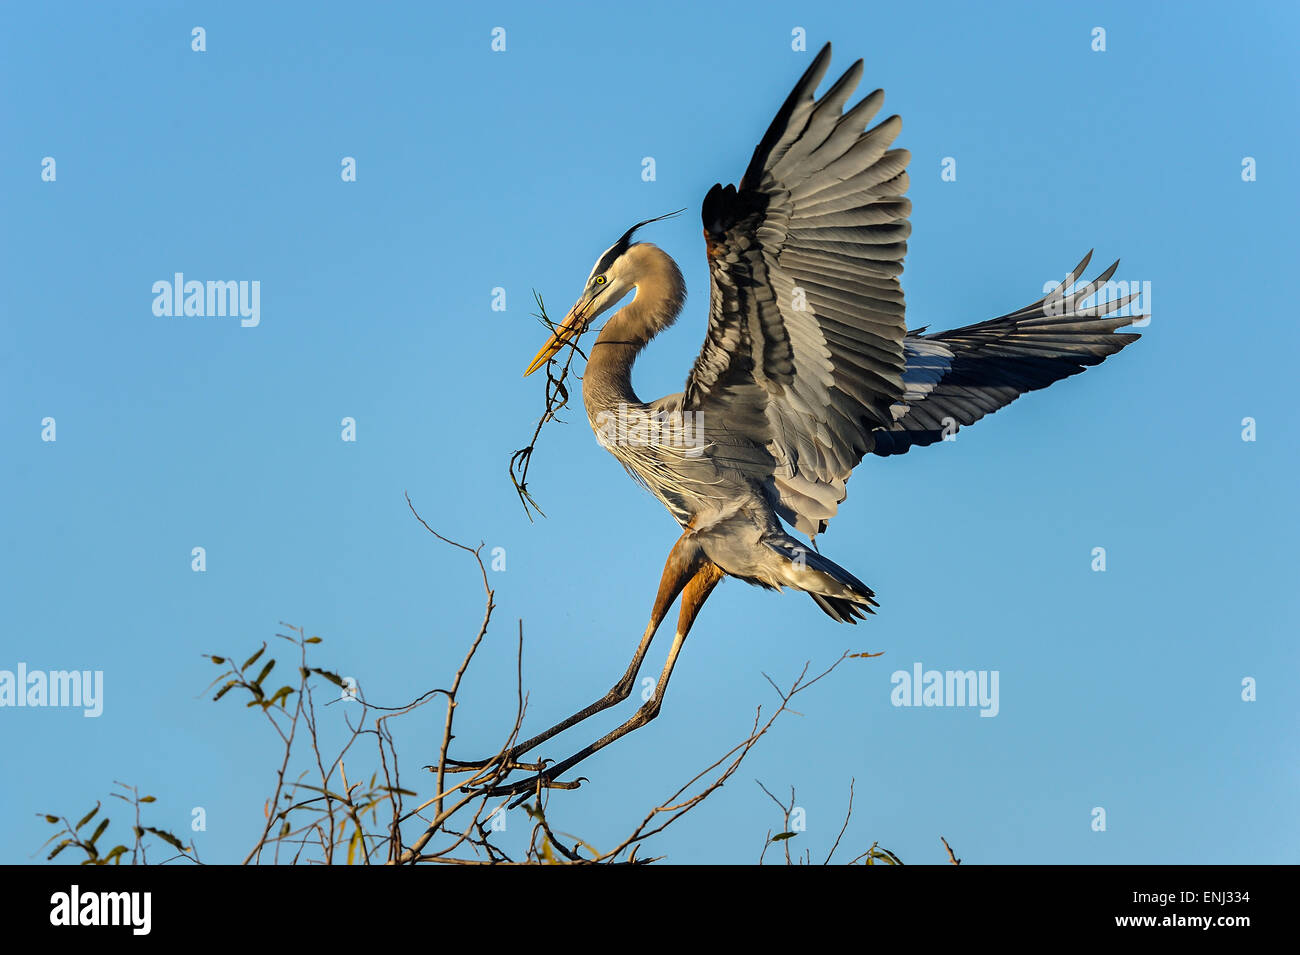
471;43;1140;796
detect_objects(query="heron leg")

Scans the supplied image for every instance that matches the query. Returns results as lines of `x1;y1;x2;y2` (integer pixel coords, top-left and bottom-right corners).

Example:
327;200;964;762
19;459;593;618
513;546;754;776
488;560;724;803
445;535;703;773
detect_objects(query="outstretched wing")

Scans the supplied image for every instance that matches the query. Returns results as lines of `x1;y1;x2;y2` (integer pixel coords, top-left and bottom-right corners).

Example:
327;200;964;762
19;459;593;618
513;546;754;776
684;43;912;538
872;252;1143;456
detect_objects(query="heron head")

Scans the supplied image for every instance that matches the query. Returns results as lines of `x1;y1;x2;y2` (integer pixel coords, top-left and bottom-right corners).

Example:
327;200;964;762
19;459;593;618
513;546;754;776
524;211;683;377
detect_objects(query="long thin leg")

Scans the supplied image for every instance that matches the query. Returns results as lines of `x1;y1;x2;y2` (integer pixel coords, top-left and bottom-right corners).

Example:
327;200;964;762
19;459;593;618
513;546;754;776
491;560;725;802
446;535;702;772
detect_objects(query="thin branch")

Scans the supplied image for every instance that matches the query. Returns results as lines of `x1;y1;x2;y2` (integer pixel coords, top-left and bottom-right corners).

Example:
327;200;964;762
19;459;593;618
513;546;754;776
942;836;961;865
823;778;855;865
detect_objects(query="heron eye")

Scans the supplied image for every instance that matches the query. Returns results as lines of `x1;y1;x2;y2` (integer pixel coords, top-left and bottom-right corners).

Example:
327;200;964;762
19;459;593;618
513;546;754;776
595;275;607;285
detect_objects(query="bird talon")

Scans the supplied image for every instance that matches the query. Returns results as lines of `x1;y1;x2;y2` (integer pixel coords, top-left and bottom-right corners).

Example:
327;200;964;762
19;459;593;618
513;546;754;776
441;755;548;774
504;773;586;809
460;766;589;805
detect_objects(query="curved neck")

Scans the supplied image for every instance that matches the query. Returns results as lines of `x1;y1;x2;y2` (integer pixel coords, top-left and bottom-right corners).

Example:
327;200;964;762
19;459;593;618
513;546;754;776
583;244;685;416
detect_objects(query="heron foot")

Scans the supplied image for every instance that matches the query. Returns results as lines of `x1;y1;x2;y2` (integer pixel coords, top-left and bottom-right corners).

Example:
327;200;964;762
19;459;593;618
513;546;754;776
439;755;548;774
472;769;589;809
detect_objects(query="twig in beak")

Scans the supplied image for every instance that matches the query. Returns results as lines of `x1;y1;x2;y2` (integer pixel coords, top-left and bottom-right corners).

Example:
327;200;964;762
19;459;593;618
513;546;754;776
509;290;590;521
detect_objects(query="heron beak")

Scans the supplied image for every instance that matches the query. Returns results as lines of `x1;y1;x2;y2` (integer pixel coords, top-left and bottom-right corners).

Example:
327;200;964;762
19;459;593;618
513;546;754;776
524;299;591;377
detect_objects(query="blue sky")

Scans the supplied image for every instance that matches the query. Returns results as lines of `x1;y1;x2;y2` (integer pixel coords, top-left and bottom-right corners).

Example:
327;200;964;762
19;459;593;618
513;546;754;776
2;0;1296;864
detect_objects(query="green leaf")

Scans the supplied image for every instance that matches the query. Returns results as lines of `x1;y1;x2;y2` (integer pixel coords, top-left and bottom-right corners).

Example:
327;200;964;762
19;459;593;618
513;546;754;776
771;832;797;842
213;680;238;701
89;818;110;846
253;659;276;687
241;645;265;670
103;845;129;865
74;805;99;831
304;636;322;644
294;783;351;801
208;655;225;665
268;686;294;708
139;795;156;803
43;814;59;824
47;839;71;860
145;827;189;853
311;668;344;688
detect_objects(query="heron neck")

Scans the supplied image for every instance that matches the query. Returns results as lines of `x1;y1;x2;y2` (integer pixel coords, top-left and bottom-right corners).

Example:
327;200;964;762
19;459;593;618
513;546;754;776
583;338;643;415
581;244;685;418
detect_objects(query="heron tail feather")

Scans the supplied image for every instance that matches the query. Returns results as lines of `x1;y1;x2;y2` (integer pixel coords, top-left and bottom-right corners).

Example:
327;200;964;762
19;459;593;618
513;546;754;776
764;535;877;624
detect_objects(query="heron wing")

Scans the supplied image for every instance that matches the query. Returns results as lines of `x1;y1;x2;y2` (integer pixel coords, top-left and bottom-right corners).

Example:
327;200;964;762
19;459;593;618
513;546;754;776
684;43;911;538
872;252;1143;456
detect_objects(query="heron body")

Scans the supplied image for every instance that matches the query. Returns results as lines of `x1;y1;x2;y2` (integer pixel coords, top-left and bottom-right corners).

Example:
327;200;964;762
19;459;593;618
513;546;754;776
574;242;881;622
527;43;1139;626
489;43;1140;794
